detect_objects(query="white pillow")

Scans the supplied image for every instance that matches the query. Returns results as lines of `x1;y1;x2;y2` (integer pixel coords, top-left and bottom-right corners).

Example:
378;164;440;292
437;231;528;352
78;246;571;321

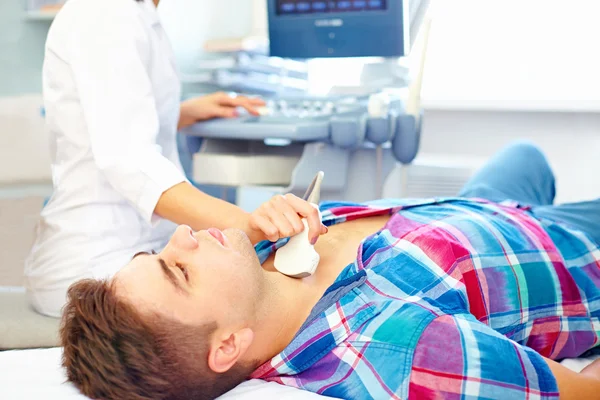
0;347;336;399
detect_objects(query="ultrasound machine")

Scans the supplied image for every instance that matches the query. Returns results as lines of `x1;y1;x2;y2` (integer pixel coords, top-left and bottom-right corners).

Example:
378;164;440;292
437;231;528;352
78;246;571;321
180;0;432;206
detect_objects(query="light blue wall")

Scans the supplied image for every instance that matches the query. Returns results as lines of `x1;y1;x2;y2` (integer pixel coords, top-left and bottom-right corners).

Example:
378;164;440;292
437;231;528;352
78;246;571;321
0;2;51;96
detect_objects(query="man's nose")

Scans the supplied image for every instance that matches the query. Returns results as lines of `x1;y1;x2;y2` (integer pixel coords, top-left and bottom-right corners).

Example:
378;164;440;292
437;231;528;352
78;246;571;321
166;225;199;253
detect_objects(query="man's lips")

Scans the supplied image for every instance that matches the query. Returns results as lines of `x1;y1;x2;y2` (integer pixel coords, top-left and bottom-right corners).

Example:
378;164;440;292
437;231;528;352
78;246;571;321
207;228;226;246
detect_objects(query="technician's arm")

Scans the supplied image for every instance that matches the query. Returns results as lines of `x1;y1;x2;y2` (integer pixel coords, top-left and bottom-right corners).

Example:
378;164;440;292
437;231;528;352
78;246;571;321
155;184;326;244
153;182;256;240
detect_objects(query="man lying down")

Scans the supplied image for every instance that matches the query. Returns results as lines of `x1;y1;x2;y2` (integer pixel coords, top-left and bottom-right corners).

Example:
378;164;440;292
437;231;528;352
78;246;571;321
61;141;600;400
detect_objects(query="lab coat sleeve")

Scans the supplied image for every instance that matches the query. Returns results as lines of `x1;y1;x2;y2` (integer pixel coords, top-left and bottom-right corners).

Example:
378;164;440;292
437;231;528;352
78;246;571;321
68;7;185;225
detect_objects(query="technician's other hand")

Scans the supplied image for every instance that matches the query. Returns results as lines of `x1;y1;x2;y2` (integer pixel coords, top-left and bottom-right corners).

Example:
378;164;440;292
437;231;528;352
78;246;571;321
248;194;328;244
179;92;265;128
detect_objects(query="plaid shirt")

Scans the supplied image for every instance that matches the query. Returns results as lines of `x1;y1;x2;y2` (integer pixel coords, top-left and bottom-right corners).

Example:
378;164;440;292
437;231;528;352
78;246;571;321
251;198;600;400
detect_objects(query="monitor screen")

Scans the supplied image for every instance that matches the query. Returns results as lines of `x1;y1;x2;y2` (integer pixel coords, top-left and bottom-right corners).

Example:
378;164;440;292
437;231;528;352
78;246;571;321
277;0;387;15
268;0;415;58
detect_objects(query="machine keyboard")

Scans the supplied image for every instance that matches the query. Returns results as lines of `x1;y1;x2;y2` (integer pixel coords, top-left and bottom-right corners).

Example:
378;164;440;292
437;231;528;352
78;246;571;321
181;95;421;163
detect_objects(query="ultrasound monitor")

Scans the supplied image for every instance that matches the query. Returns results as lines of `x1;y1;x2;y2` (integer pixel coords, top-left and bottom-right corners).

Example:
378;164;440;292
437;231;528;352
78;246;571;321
267;0;428;58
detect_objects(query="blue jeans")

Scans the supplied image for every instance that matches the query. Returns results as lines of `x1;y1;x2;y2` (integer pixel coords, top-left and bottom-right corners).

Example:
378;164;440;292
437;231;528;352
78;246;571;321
459;140;600;245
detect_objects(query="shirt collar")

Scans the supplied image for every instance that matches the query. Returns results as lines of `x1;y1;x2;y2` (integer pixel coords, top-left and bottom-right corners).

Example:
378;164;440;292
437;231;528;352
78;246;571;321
251;268;376;378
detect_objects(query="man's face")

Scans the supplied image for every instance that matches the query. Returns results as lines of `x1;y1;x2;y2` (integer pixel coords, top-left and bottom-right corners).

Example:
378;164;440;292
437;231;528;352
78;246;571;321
113;225;264;327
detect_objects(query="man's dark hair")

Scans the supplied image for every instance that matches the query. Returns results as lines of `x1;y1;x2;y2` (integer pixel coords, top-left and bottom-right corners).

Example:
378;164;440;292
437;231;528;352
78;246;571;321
61;279;257;400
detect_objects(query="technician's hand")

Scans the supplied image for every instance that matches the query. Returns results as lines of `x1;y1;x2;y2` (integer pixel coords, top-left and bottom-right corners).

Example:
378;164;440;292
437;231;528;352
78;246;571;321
178;92;265;129
248;194;328;244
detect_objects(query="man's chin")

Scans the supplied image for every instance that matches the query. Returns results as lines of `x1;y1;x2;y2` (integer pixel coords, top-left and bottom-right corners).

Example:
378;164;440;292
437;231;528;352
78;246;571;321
223;228;250;242
223;227;248;238
223;228;255;253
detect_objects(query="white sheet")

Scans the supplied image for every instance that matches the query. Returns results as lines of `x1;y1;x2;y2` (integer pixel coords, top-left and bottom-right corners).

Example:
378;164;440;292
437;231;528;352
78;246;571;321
0;347;597;399
0;348;333;400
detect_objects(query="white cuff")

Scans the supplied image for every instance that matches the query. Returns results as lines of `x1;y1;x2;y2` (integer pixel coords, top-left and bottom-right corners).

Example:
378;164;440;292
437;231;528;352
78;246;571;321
137;151;186;225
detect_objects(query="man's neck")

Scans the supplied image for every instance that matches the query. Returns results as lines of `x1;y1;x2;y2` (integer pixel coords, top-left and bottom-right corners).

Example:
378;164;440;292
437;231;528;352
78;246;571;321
243;214;391;364
244;270;320;363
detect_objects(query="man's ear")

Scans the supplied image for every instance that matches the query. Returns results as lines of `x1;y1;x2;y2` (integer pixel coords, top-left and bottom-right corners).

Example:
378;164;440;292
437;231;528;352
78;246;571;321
207;328;254;374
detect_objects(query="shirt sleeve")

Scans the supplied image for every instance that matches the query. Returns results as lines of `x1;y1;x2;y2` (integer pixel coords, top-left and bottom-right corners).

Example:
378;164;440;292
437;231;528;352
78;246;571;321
409;314;559;400
68;5;185;224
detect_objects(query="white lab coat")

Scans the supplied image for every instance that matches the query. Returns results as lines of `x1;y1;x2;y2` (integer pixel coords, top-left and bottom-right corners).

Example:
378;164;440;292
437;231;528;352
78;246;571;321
25;0;186;317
